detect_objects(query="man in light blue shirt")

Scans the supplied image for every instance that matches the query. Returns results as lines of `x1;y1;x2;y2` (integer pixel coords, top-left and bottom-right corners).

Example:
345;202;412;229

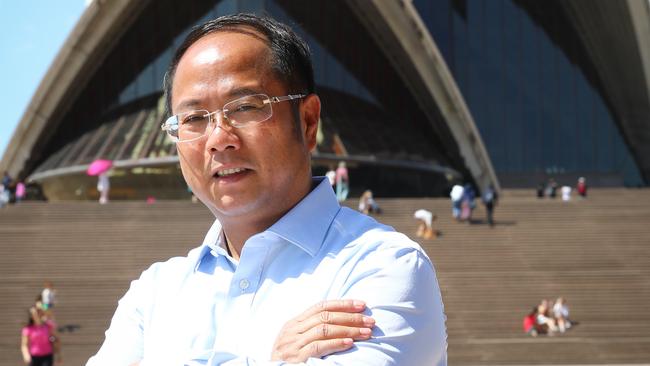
88;13;446;365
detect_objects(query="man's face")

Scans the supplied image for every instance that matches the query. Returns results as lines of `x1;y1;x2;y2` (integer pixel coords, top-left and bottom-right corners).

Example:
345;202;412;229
171;30;319;223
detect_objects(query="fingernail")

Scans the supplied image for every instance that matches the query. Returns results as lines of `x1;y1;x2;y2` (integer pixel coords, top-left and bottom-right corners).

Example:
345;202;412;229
360;328;372;335
362;316;375;326
353;300;365;308
343;338;353;345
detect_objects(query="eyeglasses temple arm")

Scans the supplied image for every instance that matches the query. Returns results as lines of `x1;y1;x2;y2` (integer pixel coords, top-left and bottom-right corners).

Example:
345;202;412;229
269;94;306;103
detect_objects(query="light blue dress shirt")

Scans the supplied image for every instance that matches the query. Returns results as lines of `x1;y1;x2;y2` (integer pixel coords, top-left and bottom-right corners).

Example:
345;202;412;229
87;178;447;365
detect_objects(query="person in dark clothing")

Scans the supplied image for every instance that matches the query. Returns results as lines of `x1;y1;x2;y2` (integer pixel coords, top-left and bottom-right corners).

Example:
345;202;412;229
546;178;557;198
536;183;545;198
2;171;12;187
461;183;476;221
482;185;498;227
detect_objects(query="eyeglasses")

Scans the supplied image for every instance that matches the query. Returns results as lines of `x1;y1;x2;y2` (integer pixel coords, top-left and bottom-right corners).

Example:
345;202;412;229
161;93;306;143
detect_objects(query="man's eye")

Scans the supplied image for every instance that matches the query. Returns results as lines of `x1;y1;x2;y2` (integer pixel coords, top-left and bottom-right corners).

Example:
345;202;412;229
234;103;260;112
182;115;207;124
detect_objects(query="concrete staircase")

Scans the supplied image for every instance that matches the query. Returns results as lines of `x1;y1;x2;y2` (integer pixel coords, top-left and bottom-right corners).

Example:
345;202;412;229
360;189;650;364
1;189;649;365
0;201;213;365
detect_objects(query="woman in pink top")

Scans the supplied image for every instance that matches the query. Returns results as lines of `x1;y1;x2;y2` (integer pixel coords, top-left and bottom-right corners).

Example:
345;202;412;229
21;307;59;366
15;181;26;202
335;161;349;201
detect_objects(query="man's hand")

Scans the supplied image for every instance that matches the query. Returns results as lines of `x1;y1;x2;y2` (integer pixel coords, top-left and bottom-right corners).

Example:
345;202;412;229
271;299;374;363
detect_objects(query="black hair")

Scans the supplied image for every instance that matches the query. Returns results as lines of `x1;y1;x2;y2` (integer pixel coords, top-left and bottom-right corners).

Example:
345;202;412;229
163;13;314;116
27;307;38;326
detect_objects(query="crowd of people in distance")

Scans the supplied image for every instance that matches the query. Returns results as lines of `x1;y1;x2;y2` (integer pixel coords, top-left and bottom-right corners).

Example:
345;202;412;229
450;183;498;226
349;179;501;241
353;186;439;241
21;281;62;365
327;162;383;216
328;162;383;215
353;176;588;235
537;177;588;201
1;171;27;208
523;297;574;337
409;183;499;241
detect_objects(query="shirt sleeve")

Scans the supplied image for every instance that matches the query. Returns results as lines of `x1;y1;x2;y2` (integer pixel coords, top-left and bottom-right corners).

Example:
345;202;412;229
86;268;153;366
328;243;447;365
201;240;447;366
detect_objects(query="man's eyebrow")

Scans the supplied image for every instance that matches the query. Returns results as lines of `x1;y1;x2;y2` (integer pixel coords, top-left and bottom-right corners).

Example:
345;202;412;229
226;87;265;98
174;87;265;112
175;99;204;112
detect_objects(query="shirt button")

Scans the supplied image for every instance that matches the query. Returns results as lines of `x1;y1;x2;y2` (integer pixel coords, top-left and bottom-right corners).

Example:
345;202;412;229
239;279;250;290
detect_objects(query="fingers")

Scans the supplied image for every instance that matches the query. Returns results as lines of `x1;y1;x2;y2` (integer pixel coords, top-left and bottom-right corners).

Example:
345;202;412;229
296;299;366;322
274;337;354;363
289;300;374;336
295;311;375;335
306;323;373;343
271;299;375;363
306;338;354;359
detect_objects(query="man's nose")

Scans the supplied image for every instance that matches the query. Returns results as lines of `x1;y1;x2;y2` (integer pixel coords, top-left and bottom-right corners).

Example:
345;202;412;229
205;112;240;152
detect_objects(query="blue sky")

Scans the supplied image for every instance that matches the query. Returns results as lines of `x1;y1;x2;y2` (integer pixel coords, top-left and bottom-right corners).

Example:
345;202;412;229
0;0;85;159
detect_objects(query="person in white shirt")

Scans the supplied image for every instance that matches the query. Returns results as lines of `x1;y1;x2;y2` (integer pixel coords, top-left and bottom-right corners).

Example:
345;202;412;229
561;185;572;202
0;184;8;208
88;13;446;366
414;209;436;239
97;172;110;204
449;184;464;220
325;166;336;187
41;281;56;310
553;297;571;332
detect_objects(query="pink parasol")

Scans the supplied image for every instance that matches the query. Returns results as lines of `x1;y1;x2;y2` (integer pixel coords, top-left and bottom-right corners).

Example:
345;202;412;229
86;159;113;176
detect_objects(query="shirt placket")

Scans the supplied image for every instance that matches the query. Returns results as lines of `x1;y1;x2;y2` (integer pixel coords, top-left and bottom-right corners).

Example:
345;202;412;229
217;238;270;355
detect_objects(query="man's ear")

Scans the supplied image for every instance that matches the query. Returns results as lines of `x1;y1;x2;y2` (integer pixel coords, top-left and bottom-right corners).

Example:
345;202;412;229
300;94;321;152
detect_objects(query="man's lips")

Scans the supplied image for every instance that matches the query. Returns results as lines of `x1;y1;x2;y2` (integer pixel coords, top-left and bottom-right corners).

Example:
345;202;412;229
211;166;251;178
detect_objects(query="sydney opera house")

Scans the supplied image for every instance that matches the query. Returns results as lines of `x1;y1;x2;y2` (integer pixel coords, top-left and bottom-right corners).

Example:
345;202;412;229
2;0;649;200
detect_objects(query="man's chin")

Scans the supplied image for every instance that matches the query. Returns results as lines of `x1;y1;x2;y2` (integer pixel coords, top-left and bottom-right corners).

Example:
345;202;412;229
204;196;259;219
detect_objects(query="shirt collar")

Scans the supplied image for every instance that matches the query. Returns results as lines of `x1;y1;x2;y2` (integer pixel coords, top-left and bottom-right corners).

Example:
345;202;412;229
192;219;225;272
266;177;340;257
193;177;340;269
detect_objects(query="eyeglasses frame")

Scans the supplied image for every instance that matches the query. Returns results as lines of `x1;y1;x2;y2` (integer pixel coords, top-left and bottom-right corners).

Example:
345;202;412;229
161;93;306;143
